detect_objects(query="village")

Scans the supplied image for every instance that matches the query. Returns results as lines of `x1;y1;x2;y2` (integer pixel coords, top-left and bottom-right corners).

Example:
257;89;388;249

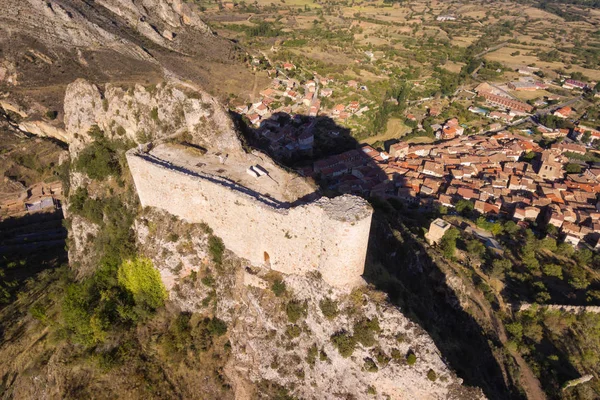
229;59;600;252
312;132;600;249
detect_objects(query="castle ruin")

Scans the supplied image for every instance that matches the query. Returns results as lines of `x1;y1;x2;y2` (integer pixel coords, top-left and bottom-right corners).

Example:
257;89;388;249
126;144;373;287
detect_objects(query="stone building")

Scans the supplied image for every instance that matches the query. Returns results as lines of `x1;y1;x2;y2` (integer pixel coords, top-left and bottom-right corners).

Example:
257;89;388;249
127;144;373;288
425;218;451;245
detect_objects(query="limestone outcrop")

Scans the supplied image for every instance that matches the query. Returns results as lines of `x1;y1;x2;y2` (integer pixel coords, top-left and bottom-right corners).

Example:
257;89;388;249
133;208;485;400
64;79;243;155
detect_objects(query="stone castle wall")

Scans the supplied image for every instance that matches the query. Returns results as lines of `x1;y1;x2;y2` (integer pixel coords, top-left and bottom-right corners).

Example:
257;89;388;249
126;150;373;287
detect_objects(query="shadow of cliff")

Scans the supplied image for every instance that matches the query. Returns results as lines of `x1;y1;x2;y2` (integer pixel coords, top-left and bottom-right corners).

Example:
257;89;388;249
0;210;67;307
231;111;522;399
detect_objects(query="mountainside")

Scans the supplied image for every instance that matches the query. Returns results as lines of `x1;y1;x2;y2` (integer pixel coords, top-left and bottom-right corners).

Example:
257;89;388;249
0;0;256;118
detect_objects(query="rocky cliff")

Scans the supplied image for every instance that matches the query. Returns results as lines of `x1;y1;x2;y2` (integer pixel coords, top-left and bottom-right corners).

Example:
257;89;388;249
132;208;484;399
63;79;243;155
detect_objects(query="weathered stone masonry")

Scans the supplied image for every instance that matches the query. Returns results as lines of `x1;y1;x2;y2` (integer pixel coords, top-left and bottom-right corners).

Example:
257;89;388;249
126;149;373;287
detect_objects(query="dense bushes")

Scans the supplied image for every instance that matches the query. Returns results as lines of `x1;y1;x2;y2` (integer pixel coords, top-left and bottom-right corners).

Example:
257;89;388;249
208;235;225;265
117;257;167;310
319;297;339;320
330;317;381;357
161;312;228;356
73;129;122;180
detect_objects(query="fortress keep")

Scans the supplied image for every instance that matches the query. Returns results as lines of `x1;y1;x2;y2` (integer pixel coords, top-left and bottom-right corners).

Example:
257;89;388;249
126;144;373;287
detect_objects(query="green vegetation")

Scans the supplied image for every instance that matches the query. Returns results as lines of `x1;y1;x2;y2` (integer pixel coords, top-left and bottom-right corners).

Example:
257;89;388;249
286;300;307;323
319;297;339;320
73;126;125;180
208;235;225;265
427;369;437;381
440;227;459;259
353;317;381;347
117;257;167;310
406;352;417;365
271;279;286;297
364;357;378;372
45;110;58;120
331;330;356;358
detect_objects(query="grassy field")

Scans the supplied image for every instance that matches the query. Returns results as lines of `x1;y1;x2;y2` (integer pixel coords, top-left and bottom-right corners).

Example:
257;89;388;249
510;89;555;101
485;47;600;81
363;118;412;145
405;136;435;144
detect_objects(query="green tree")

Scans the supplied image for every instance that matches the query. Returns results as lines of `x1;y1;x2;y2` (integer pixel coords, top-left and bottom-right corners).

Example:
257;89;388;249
455;199;474;215
490;259;511;279
117;257;167;310
466;239;486;259
565;163;582;174
440;228;459;259
542;263;563;279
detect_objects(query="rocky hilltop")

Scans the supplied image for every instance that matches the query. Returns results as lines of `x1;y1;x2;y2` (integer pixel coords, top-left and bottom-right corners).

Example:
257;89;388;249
64;79;243;155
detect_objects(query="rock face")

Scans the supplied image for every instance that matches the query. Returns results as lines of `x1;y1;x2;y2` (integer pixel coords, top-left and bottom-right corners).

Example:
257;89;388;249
134;209;484;400
63;79;243;155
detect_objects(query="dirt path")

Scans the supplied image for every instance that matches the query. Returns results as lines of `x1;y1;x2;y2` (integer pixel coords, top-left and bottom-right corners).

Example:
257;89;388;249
468;261;547;400
250;73;258;102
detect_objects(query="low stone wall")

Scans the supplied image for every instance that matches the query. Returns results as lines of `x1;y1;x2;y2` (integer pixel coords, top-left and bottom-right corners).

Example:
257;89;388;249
126;149;373;287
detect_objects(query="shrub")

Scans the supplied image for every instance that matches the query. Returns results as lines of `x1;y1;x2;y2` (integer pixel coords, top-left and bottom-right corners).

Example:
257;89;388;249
45;110;58;120
286;324;301;338
542;263;563;279
306;343;318;366
29;303;47;322
373;347;390;366
353;317;380;347
364;357;378;372
69;187;104;225
117;257;167;310
271;279;286;297
206;317;228;336
319;297;339;320
201;274;215;287
286;300;307;323
440;228;459;259
331;331;356;358
406;351;417;365
74;131;121;180
208;235;225;265
150;107;159;122
427;369;437;381
167;233;179;242
319;349;328;361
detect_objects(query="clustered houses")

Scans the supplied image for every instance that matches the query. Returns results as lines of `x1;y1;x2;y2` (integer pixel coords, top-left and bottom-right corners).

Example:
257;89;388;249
0;181;62;218
235;62;372;156
305;133;600;249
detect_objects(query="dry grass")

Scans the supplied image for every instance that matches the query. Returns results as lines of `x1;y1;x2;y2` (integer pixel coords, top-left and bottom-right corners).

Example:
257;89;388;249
510;89;554;101
485;47;600;80
441;61;465;74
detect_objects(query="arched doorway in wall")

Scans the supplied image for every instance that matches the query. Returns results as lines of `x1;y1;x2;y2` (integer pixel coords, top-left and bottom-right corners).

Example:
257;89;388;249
264;251;270;266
